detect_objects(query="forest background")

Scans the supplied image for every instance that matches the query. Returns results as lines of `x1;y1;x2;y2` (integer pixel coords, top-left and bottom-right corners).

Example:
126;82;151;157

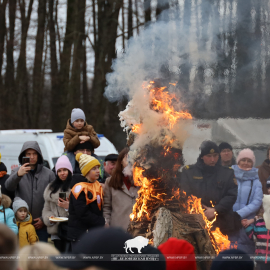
0;0;269;150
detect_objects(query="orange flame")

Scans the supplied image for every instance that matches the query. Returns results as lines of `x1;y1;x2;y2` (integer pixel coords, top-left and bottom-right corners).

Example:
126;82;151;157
141;82;192;130
131;124;142;133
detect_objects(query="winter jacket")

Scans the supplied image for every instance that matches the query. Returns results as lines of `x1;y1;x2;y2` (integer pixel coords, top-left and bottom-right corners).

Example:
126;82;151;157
42;184;70;235
103;177;139;231
258;159;270;194
0;194;18;234
17;214;39;248
232;165;263;219
67;174;105;241
0;162;15;201
5;141;55;222
246;218;270;263
63;119;100;152
180;158;238;235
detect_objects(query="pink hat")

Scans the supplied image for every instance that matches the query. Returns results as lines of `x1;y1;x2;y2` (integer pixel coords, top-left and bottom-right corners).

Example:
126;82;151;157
55;155;73;174
236;148;255;166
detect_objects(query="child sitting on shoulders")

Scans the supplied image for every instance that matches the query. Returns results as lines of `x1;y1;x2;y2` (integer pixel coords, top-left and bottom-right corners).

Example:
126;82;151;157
245;180;270;270
63;108;100;152
0;185;18;234
13;197;38;248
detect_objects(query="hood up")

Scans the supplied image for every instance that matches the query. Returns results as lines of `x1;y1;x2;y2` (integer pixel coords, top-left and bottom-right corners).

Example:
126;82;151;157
18;141;44;165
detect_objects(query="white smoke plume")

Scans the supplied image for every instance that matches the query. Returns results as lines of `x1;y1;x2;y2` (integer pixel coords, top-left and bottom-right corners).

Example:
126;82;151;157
104;2;230;171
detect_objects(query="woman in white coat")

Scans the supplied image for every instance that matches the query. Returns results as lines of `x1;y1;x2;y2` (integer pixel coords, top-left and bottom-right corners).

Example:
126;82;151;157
42;155;72;252
103;148;139;231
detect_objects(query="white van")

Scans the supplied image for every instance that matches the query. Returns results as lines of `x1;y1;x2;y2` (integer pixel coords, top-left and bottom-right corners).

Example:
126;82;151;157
0;130;118;173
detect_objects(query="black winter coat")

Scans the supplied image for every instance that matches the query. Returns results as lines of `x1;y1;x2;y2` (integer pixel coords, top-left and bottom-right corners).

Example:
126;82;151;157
180;158;238;235
0;163;15;202
67;175;105;241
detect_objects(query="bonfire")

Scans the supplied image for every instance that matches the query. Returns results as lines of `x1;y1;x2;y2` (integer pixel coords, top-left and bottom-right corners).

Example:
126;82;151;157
119;81;230;270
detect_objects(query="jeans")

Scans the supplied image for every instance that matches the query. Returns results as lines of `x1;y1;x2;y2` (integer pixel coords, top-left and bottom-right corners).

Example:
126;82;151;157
36;228;49;242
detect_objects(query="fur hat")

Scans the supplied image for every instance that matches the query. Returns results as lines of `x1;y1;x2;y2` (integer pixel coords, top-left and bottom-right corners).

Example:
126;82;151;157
75;153;100;177
263;194;270;230
236;148;255;166
71;108;85;124
55;155;73;175
12;197;29;214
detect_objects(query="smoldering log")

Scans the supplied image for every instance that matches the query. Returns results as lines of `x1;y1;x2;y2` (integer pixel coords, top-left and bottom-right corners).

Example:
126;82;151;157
128;207;215;270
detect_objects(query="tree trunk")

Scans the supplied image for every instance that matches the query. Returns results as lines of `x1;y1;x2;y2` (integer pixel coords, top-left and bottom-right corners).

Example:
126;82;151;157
0;0;7;127
57;0;76;128
32;0;47;127
4;0;16;128
49;0;61;131
128;0;133;39
90;0;123;132
16;0;34;127
144;0;151;23
69;0;86;110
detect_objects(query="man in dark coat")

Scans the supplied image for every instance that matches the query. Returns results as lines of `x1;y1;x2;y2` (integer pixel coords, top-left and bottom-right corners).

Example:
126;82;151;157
180;140;238;235
0;158;14;202
219;142;236;167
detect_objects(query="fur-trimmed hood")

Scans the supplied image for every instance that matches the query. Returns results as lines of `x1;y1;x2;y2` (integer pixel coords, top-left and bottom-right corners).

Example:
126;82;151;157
0;194;12;208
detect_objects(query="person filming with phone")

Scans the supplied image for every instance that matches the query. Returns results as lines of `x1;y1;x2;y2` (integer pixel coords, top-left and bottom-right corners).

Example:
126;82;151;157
42;156;73;252
5;141;55;242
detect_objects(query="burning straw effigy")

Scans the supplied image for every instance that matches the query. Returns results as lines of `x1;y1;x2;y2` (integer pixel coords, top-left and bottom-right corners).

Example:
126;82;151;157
119;81;230;270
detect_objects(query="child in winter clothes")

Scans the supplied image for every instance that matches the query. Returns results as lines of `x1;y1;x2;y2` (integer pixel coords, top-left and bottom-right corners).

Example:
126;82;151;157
67;153;105;250
0;185;18;234
13;197;38;248
63;108;100;152
246;181;270;270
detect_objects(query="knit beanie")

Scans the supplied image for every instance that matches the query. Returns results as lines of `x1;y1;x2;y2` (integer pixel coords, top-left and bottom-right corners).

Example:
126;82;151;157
199;141;220;158
76;153;100;177
236;148;255;165
12;197;29;214
158;238;196;270
55;155;73;175
71;108;86;124
219;142;233;152
210;249;253;270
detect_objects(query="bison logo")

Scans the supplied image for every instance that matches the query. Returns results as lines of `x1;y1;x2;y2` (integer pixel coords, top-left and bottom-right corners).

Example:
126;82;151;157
124;236;149;253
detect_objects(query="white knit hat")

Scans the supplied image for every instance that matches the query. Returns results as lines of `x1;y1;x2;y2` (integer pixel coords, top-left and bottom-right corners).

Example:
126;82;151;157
71;108;85;124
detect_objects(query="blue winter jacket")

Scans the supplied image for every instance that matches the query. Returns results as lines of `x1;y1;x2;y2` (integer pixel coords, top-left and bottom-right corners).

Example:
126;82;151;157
232;165;263;219
0;198;18;235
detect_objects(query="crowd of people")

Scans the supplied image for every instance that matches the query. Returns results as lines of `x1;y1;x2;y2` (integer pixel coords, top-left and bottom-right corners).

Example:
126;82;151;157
0;108;269;270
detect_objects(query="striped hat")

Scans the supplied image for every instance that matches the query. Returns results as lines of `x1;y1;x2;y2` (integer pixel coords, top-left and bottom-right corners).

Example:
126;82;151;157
76;153;100;177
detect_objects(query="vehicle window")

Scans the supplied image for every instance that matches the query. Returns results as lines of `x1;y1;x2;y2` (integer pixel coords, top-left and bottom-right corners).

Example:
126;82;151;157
43;160;50;169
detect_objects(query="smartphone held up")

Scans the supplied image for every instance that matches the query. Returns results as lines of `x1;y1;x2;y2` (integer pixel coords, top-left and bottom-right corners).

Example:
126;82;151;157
22;157;30;166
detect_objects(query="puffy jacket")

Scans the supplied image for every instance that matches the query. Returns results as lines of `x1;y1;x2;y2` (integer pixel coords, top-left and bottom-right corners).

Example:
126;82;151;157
5;141;55;221
232;165;263;219
0;194;18;234
17;214;39;248
63;119;100;152
67;175;105;241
